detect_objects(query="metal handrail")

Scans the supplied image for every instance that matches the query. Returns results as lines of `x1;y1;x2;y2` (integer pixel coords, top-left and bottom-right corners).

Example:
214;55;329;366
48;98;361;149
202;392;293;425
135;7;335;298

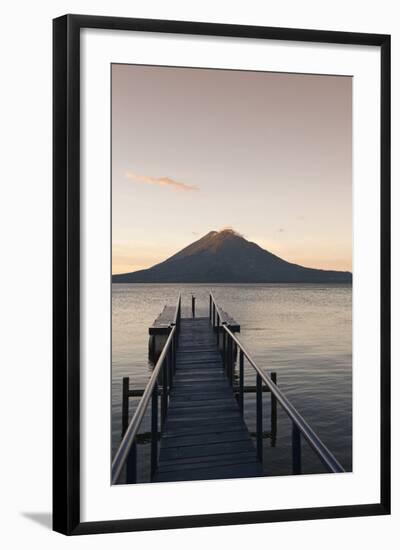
173;293;181;328
209;293;345;474
112;294;181;484
210;293;226;325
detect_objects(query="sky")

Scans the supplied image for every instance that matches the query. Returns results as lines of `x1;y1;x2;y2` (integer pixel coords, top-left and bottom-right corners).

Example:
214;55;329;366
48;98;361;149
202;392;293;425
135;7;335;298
112;64;352;275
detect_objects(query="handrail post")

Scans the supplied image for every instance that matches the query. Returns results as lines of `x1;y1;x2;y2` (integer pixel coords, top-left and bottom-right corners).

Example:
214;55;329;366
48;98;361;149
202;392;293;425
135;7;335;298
151;381;158;479
191;294;195;318
209;294;212;320
227;336;231;382
170;321;177;374
174;329;177;373
126;441;137;483
232;340;237;385
271;372;277;446
161;358;168;427
175;295;181;334
168;339;173;390
216;314;220;346
229;337;234;385
122;377;130;437
256;373;263;463
239;350;244;416
292;424;302;474
222;329;226;373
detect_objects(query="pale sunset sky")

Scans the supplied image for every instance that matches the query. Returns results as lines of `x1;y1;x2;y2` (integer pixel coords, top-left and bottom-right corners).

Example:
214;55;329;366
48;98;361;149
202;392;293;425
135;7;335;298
112;64;352;275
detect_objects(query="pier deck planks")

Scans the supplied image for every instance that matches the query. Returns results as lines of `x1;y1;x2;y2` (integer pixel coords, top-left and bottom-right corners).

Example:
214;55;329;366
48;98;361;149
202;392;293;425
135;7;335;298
153;317;263;483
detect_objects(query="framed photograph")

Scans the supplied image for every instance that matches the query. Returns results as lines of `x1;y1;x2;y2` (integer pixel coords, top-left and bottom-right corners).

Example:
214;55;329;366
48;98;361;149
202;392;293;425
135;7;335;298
53;14;390;535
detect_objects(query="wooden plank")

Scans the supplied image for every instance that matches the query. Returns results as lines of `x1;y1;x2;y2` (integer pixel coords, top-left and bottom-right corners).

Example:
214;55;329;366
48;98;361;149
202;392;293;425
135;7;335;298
169;384;232;394
165;415;240;426
215;308;240;333
163;421;246;437
167;403;239;416
176;360;223;366
153;316;262;483
170;397;235;408
169;396;235;407
157;451;259;471
149;305;176;334
159;439;256;462
155;463;261;483
173;372;226;379
173;371;226;380
158;453;257;472
161;431;253;449
170;391;234;401
164;420;241;433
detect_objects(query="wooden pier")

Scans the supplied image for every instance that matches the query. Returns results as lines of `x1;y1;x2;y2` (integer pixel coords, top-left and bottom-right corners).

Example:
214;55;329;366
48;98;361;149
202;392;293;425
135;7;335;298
111;293;345;485
153;317;262;482
148;298;239;361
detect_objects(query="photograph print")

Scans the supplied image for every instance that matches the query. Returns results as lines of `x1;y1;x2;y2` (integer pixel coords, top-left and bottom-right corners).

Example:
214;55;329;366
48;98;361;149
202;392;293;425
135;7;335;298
111;63;352;485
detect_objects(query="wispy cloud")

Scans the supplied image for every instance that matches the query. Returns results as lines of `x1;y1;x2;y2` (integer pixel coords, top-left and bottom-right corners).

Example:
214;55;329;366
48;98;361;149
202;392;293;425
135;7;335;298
125;171;199;192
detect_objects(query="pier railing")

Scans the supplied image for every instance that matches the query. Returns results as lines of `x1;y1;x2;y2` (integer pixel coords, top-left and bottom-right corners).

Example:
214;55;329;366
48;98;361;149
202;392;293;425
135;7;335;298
209;292;345;474
111;294;181;484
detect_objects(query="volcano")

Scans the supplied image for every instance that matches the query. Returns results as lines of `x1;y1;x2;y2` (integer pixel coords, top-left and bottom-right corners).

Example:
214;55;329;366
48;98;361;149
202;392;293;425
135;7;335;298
112;229;352;283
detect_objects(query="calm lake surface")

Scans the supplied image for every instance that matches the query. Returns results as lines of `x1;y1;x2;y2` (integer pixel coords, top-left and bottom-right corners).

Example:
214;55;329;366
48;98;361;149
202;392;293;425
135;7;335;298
112;283;352;482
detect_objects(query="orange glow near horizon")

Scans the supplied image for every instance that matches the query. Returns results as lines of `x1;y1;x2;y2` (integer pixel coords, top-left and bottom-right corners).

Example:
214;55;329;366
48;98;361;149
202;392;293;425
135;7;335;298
112;236;352;275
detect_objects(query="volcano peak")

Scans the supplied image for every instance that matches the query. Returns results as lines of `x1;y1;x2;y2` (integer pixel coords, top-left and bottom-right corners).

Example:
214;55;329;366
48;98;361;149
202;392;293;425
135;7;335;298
112;229;352;284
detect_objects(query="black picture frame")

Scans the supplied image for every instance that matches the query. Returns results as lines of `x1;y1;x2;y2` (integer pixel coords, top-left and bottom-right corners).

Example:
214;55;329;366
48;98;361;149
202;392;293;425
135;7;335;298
53;14;391;535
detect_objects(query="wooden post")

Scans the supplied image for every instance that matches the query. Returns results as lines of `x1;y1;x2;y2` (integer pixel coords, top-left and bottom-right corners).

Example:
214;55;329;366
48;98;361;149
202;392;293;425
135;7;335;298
227;333;230;378
230;338;235;385
222;330;226;373
168;343;173;390
209;295;212;320
271;372;277;447
126;441;137;483
151;382;158;479
122;377;129;437
171;325;177;374
228;338;233;384
239;350;244;416
176;301;180;333
256;373;263;463
191;295;195;318
161;360;168;427
292;424;302;474
174;330;177;373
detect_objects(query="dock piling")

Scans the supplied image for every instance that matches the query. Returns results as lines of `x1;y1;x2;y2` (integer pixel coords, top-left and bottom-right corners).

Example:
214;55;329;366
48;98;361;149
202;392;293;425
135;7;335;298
126;441;137;483
161;360;168;427
270;372;277;446
256;373;263;463
239;350;244;416
122;377;130;437
292;424;302;474
151;382;159;479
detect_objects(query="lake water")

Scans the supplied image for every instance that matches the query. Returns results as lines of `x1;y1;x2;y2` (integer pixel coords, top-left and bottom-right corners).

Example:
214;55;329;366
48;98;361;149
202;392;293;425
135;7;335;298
112;283;352;482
